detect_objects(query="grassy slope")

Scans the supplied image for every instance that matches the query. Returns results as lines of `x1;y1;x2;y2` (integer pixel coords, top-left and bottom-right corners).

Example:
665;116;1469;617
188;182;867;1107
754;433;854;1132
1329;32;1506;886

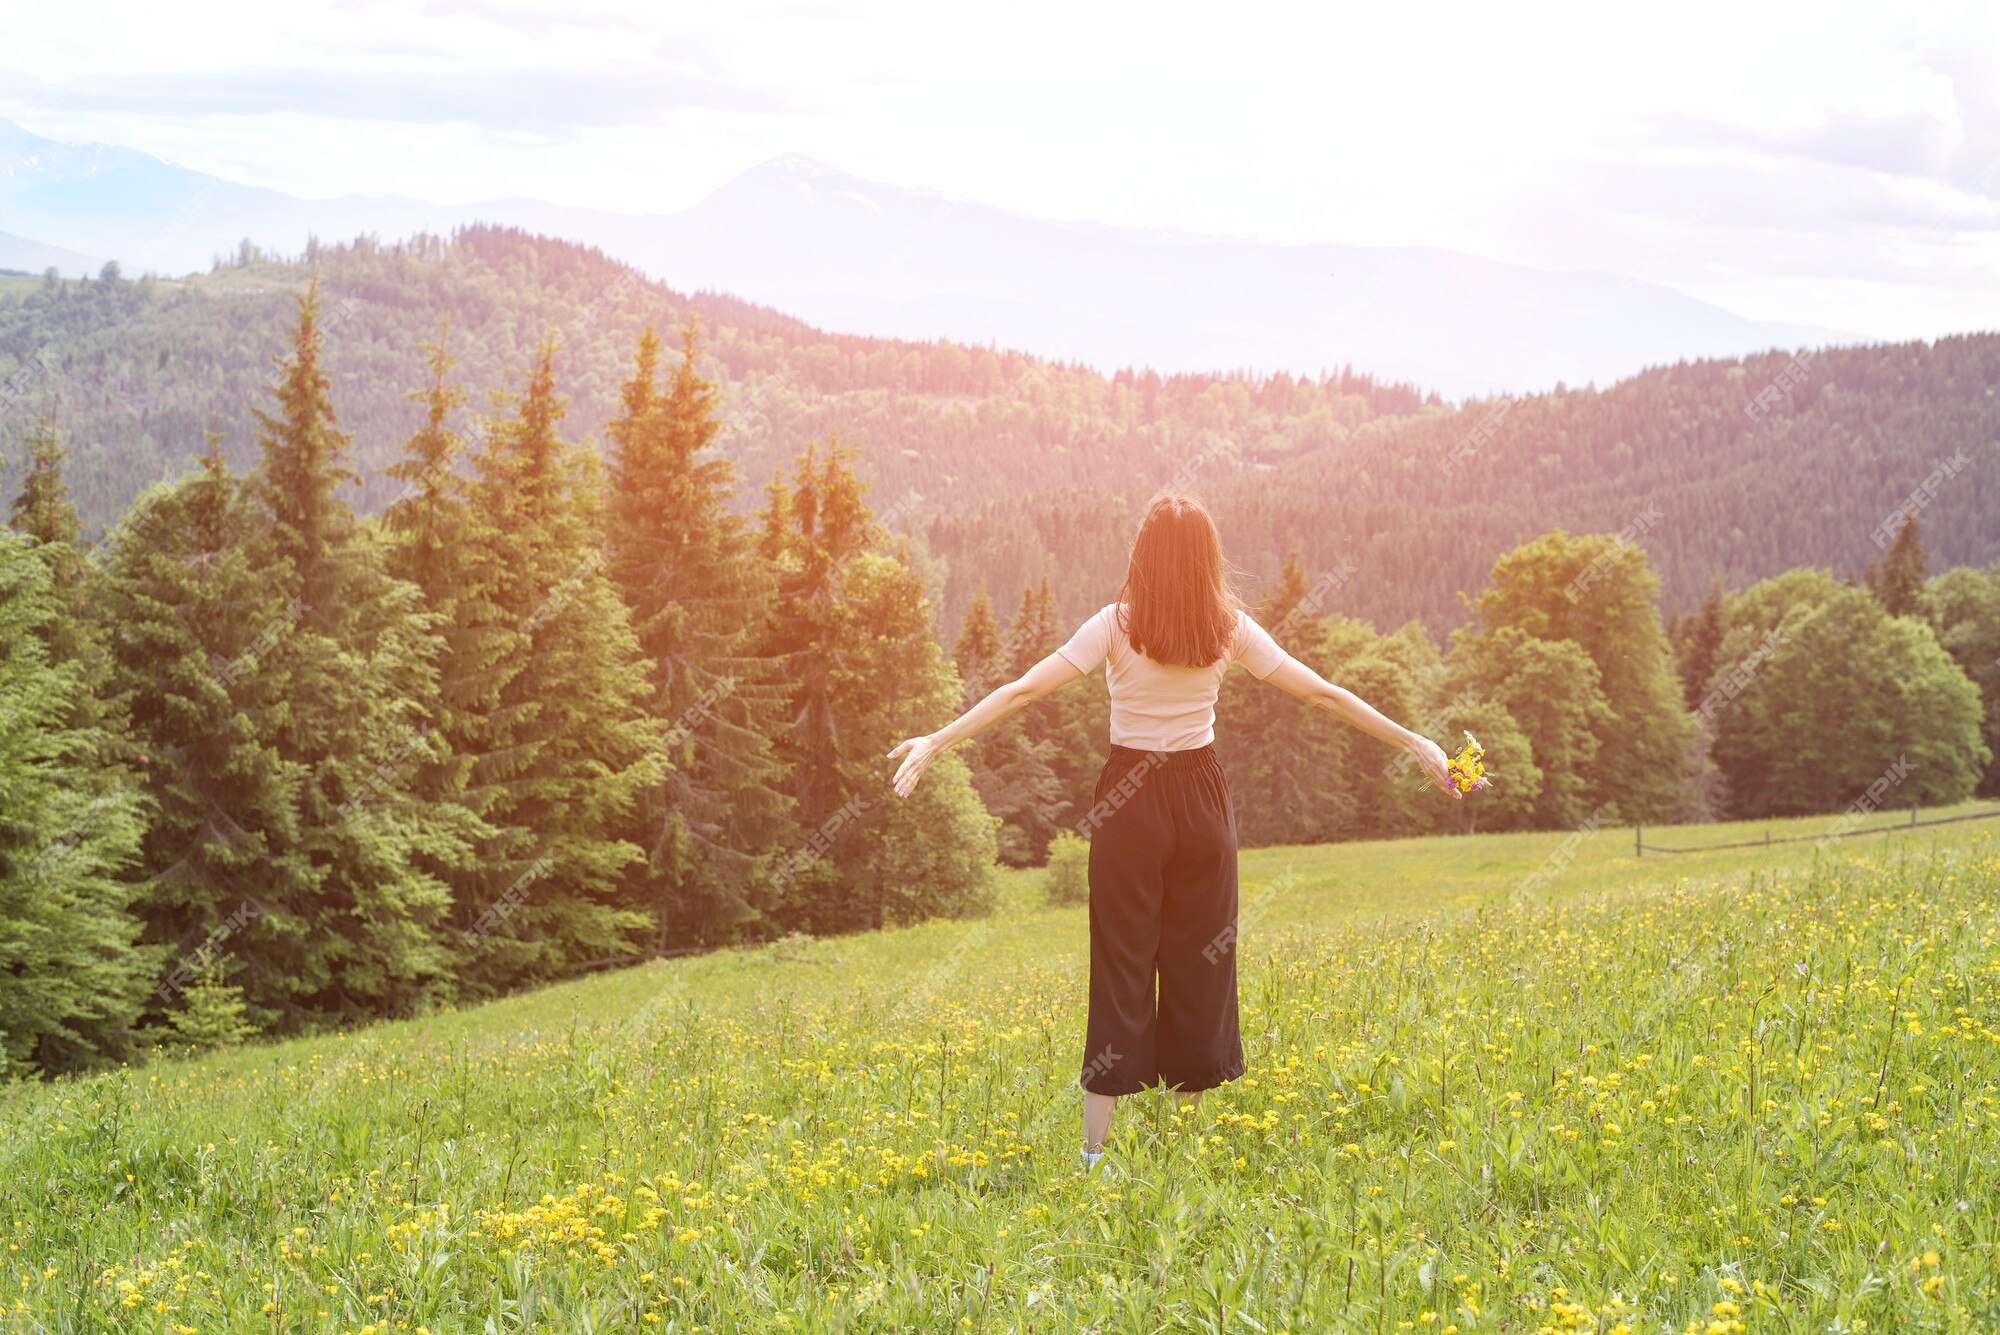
4;804;1998;1331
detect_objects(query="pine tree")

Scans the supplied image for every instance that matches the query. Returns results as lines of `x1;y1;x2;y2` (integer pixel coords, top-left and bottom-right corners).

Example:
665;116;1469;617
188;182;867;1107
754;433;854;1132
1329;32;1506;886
761;440;997;931
0;532;152;1075
166;958;257;1052
1003;581;1059;680
762;440;872;840
445;337;664;990
953;587;1004;703
1215;550;1347;846
9;400;117;735
1009;576;1106;852
105;439;307;1034
951;585;1060;866
1866;517;1928;617
1671;579;1727;710
241;282;472;1023
379;330;496;931
10;399;84;556
603;325;794;950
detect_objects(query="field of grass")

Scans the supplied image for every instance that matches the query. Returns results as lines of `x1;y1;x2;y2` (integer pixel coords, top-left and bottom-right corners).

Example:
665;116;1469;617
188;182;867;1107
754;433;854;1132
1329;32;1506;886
4;804;1998;1332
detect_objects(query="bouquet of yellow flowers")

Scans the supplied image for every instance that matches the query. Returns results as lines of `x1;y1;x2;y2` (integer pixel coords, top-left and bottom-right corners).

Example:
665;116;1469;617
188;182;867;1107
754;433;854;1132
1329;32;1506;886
1445;731;1491;795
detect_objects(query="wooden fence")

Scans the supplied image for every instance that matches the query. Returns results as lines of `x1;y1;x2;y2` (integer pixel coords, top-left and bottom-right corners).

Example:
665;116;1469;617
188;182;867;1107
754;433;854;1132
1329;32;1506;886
1633;805;2000;856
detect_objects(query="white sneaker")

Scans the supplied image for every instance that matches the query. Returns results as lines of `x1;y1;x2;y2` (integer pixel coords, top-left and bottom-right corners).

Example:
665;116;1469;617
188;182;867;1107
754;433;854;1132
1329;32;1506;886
1081;1149;1105;1171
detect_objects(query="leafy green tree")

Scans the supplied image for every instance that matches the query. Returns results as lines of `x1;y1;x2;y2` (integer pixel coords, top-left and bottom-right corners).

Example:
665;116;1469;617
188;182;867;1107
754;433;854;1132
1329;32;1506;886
1449;624;1613;830
1318;615;1434;840
1924;562;2000;796
1042;831;1089;906
0;533;152;1075
838;549;1001;923
1429;695;1541;834
604;326;796;948
1465;531;1691;823
1866;517;1928;617
1708;571;1987;816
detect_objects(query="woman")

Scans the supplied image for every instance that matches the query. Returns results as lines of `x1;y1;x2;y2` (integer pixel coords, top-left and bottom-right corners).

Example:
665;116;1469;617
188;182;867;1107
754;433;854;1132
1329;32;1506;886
887;492;1458;1169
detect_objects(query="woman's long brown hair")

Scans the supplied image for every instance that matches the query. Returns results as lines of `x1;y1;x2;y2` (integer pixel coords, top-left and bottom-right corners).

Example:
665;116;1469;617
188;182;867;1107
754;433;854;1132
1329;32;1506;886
1116;491;1241;667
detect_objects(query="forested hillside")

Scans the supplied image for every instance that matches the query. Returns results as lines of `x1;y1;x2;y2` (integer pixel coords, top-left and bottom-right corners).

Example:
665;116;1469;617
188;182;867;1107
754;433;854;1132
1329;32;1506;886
931;339;2000;634
3;266;1995;1078
0;226;1425;546
6;227;1995;645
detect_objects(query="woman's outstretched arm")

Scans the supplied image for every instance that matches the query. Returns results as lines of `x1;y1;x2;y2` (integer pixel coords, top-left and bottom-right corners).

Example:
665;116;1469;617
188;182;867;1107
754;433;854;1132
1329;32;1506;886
1259;655;1460;798
887;651;1085;797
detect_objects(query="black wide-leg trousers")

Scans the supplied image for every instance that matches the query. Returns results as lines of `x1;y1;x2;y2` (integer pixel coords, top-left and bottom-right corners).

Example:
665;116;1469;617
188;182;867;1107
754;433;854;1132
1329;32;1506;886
1079;743;1245;1096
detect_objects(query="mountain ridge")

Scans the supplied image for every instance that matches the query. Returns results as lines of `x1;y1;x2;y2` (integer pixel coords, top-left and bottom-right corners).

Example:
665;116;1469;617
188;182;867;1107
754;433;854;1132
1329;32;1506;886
0;117;1850;398
1;225;1991;643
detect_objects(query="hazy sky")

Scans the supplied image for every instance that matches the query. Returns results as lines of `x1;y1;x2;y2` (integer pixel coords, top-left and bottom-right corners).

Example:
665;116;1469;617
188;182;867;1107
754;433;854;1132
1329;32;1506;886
5;0;1996;340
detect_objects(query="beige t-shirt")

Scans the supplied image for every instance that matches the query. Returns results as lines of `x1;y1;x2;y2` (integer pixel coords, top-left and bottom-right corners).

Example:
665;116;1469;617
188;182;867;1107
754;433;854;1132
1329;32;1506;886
1056;603;1289;751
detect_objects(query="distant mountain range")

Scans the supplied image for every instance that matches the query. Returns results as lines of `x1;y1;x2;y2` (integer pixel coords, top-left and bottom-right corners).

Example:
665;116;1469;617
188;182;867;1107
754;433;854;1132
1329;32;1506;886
0;118;1848;398
0;227;103;276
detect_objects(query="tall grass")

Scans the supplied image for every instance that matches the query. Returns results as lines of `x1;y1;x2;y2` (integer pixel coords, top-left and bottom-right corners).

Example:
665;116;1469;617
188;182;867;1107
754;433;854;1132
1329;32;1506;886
4;810;1996;1331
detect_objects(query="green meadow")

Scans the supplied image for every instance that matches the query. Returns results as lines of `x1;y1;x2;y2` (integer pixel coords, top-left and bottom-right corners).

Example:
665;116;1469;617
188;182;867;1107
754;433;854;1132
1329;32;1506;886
6;804;1998;1332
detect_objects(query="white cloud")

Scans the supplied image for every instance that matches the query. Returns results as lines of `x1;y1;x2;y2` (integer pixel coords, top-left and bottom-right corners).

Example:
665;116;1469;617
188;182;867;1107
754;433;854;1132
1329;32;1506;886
0;0;1994;341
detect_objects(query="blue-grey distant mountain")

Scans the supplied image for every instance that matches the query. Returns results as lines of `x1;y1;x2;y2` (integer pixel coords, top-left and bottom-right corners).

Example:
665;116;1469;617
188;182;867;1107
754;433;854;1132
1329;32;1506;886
0;120;1844;397
0;227;104;277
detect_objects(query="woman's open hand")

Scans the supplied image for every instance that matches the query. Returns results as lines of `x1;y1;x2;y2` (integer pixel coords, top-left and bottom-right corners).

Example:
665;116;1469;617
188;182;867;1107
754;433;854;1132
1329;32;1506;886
887;733;946;798
1408;734;1460;798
